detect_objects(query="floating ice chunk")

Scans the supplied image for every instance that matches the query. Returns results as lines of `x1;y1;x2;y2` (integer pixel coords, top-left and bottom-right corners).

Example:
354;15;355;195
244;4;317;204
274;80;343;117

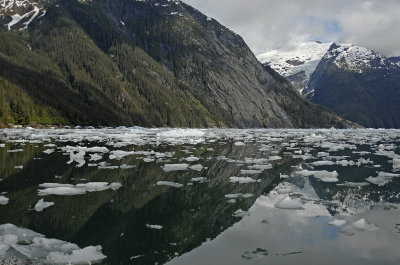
336;160;355;166
241;248;268;260
38;187;86;196
248;164;272;170
34;199;54;212
351;218;378;231
317;152;329;157
366;175;392;186
311;161;335;166
46;245;106;264
268;156;282;161
0;195;9;205
38;182;122;195
190;177;208;183
39;183;74;188
67;150;85;167
161;163;189;172
185;156;200;162
89;153;102;161
225;193;254;199
328;219;347;227
14;165;23;169
76;182;110;192
0;224;106;264
120;164;135;169
109;150;135;160
232;209;250;218
337;181;370;187
43;149;55;154
234;142;245;146
275;196;304;210
229;176;257;184
0;144;5;148
392;158;400;171
240;169;263;175
143;157;155;162
146;224;163;230
189;164;204;171
7;149;23;153
295;169;338;182
156;181;184;188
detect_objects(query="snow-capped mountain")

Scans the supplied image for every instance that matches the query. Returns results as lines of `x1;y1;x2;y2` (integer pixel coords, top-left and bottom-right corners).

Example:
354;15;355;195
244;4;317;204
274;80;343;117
304;43;400;97
304;42;400;128
257;41;332;92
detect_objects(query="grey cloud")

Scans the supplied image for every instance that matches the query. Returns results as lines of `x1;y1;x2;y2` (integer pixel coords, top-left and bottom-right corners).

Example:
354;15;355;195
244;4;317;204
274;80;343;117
183;0;400;56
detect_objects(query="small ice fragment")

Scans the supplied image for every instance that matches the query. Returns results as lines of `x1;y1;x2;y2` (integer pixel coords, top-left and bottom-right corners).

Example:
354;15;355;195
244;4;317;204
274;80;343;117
366;175;392;186
146;224;163;230
143;157;155;162
120;164;135;169
109;150;135;160
328;219;347;227
189;164;203;171
185;156;200;162
241;248;268;260
240;169;263;175
34;199;54;212
311;161;335;166
7;149;23;153
161;163;189;172
232;209;249;218
0;195;9;205
14;165;23;169
275;196;304;210
38;187;86;196
234;142;245;146
351;218;378;231
43;149;55;154
229;176;257;184
0;144;5;148
337;181;370;187
157;181;184;188
190;177;208;183
90;153;102;161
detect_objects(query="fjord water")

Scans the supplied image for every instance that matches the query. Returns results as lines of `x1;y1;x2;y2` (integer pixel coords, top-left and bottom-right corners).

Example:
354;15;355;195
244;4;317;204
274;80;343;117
0;128;399;264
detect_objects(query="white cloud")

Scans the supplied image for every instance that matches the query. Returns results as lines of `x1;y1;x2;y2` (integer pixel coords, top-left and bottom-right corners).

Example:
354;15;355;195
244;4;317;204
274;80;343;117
183;0;400;56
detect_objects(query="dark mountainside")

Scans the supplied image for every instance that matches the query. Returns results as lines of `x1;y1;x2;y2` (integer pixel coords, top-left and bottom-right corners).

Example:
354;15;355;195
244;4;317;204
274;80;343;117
0;0;352;128
305;43;400;128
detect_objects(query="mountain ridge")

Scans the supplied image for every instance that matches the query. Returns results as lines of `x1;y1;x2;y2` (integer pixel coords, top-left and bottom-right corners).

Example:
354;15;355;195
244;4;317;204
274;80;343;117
0;0;355;128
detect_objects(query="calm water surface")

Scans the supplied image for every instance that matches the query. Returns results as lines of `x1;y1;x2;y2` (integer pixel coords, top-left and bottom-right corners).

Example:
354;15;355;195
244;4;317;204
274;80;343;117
0;128;399;264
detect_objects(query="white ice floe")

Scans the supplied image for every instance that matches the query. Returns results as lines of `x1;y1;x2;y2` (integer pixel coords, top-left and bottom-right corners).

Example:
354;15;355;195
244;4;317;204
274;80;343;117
232;209;250;218
311;160;335;166
240;169;263;175
146;224;163;230
0;223;106;264
43;149;54;154
161;163;189;172
120;164;135;169
34;199;54;212
328;219;347;227
38;182;122;196
365;172;399;186
156;181;184;188
295;169;339;182
89;153;102;161
109;150;135;160
225;193;254;199
274;196;304;210
14;165;23;169
190;177;208;183
337;181;370;187
351;218;378;231
185;156;200;162
0;195;9;205
189;164;204;171
229;176;257;184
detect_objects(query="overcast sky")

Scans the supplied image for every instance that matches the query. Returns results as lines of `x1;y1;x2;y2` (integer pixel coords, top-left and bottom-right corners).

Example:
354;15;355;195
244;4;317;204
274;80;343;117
182;0;400;57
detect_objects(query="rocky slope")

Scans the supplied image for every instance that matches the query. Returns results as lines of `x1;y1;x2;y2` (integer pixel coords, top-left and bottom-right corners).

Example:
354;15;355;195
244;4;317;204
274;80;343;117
0;0;352;128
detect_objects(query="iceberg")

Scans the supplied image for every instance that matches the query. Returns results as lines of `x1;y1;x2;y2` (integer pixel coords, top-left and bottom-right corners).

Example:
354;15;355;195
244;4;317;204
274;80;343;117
34;199;54;212
0;224;106;264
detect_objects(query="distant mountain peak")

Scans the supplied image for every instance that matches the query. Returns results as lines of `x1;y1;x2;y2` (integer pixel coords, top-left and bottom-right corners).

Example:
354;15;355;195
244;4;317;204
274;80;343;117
323;42;398;73
256;41;332;92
